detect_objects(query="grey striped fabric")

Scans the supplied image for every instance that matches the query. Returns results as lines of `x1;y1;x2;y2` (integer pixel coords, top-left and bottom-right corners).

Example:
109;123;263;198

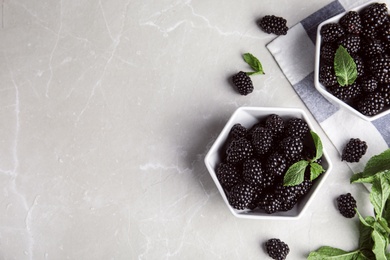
267;0;390;173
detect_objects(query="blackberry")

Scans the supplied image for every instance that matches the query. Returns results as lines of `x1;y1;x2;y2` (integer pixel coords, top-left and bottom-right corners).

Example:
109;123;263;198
320;23;345;42
337;193;357;218
356;92;385;116
359;76;378;93
274;184;298;211
339;11;363;34
319;64;338;87
361;38;384;58
361;24;378;39
266;153;287;180
229;123;248;139
379;83;390;105
361;3;389;28
351;54;365;77
226;137;253;164
320;42;337;63
279;136;303;162
284;118;309;139
265;114;285;139
380;20;390;43
228;183;255;210
257;193;274;210
263;197;282;214
243;158;274;189
337;34;361;54
368;55;390;83
216;162;242;191
232;71;254;95
265;238;290;260
251;127;273;156
341;138;368;163
259;15;288;35
327;83;361;101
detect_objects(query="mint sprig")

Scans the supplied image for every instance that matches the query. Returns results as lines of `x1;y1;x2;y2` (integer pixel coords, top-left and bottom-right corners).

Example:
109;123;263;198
334;45;358;86
283;131;325;186
242;53;265;75
308;148;390;259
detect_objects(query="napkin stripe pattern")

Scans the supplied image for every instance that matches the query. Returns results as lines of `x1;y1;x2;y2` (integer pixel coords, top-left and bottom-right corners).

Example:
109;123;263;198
267;0;390;173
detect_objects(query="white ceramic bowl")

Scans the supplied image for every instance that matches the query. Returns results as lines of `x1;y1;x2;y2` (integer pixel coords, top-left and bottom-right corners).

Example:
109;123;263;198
314;0;390;121
204;107;333;219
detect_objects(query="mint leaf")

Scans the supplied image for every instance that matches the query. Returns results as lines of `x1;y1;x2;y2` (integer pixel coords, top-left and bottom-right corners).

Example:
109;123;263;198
334;45;357;86
310;162;324;180
350;172;376;184
361;149;390;179
370;173;390;218
371;229;387;260
243;53;264;75
310;131;323;161
307;246;363;259
283;160;309;186
383;199;390;223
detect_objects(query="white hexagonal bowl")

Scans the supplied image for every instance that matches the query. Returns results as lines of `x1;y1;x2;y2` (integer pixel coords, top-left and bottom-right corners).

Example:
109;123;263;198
204;107;333;220
314;0;390;121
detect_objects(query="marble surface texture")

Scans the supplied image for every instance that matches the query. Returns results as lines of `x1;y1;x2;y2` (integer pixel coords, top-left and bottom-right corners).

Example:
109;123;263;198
0;0;378;259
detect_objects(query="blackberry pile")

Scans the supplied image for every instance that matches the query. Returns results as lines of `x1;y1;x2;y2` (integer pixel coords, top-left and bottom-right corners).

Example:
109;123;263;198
319;3;390;116
337;193;357;218
216;114;323;214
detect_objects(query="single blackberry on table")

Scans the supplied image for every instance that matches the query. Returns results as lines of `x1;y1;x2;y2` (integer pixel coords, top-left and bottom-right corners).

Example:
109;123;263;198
229;123;248;139
368;54;390;83
359;76;378;93
361;3;389;28
265;238;290;260
266;153;287;180
259;15;288;35
319;64;338;87
228;182;256;210
320;42;337;63
265;114;285;139
243;158;274;189
361;37;384;58
320;23;345;42
226;137;253;164
284;118;309;139
337;34;361;54
337;193;357;218
232;71;254;95
339;11;363;34
251;127;273;156
279;136;303;162
356;92;385;116
216;162;242;192
378;83;390;105
341;138;368;163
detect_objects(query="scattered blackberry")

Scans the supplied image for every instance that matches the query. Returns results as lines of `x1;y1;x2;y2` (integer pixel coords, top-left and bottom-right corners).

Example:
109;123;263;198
341;138;368;163
378;83;390;105
265;238;290;260
339;11;363;34
320;23;345;42
361;3;389;28
368;55;390;83
279;136;303;161
359;76;378;93
319;64;338;87
320;42;337;63
338;34;361;54
337;193;357;218
251;127;273;156
232;71;254;95
259;15;288;35
226;137;253;164
228;183;255;210
216;162;242;191
265;114;285;139
361;38;384;58
284;118;309;139
229;123;248;139
356;92;385;116
266;153;287;180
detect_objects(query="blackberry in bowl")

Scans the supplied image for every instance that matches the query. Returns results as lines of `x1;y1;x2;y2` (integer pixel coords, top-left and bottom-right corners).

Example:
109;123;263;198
314;1;390;121
204;107;333;219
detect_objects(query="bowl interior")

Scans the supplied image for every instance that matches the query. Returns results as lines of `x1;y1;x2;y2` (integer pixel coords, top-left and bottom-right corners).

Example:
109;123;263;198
204;107;333;219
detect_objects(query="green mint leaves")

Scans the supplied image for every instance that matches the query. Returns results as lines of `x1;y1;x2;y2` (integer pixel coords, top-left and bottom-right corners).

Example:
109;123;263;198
334;45;358;86
243;53;265;75
308;148;390;260
283;131;325;186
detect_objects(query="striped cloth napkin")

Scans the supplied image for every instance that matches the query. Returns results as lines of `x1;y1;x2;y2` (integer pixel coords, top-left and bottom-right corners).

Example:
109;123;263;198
267;0;390;173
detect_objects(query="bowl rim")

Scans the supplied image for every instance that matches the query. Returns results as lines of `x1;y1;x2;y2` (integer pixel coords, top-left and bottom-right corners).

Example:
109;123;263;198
314;0;390;122
204;106;333;220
